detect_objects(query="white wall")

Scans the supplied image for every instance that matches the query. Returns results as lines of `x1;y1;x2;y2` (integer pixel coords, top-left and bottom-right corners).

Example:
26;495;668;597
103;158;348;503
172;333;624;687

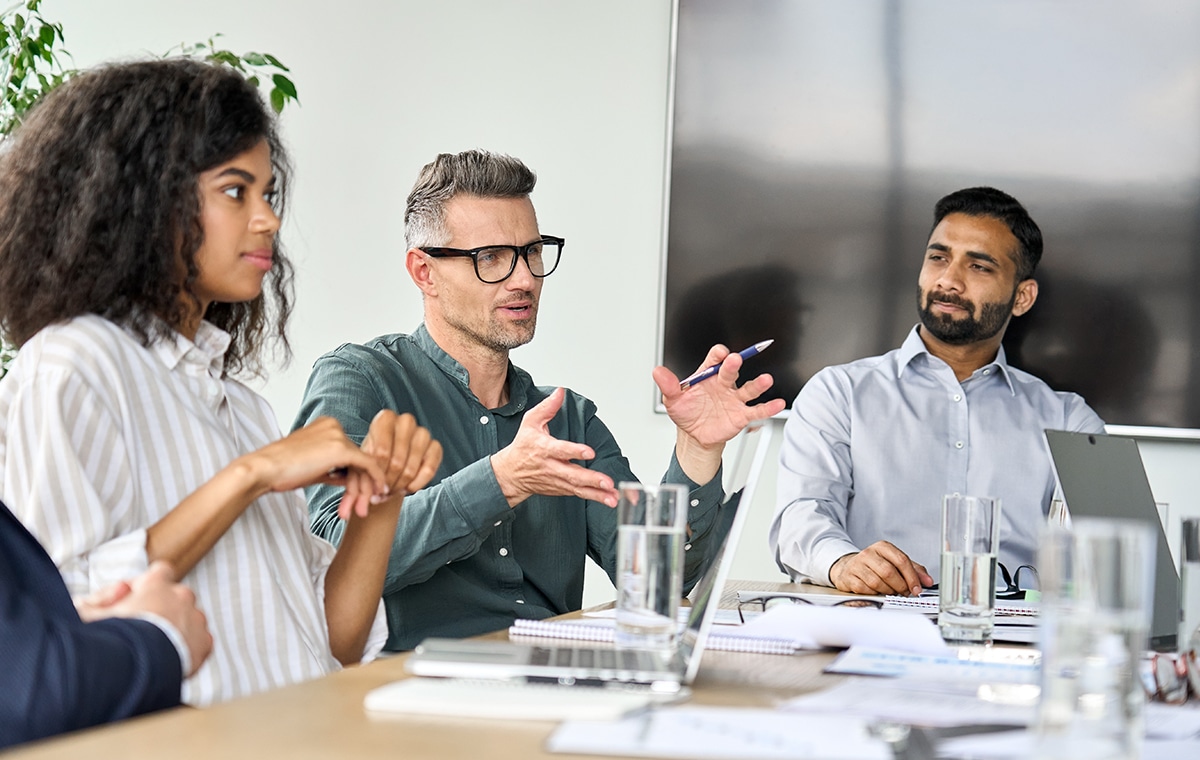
48;1;1200;607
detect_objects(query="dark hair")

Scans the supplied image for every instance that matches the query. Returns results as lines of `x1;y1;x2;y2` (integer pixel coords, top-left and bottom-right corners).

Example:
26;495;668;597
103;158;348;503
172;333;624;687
0;58;293;377
931;187;1042;282
404;150;536;248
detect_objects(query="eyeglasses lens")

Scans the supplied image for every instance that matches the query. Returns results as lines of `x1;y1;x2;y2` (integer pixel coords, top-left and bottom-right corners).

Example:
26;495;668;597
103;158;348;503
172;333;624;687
475;241;560;283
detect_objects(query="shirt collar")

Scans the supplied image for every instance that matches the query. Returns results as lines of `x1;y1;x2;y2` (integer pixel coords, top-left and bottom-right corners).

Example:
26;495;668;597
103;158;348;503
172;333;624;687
412;323;534;415
896;324;1016;394
150;320;230;377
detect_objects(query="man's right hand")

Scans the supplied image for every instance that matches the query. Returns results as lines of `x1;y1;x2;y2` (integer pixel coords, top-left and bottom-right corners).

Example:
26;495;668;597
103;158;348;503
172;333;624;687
82;561;214;678
491;387;619;508
828;541;933;596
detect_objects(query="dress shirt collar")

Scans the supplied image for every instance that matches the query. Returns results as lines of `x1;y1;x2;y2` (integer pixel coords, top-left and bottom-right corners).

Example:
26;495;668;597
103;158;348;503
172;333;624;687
150;320;230;378
411;323;533;416
895;324;1016;395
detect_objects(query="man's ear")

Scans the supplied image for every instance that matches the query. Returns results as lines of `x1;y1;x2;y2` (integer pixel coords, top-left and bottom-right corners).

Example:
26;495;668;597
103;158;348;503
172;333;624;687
1012;278;1038;317
406;248;438;297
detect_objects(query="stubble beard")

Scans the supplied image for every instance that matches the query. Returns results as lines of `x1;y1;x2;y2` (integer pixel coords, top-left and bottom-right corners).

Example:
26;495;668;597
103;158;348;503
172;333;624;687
447;293;539;354
916;285;1015;345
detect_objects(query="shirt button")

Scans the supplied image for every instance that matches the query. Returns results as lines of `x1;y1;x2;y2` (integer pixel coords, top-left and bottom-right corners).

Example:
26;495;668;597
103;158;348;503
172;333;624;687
516;599;525;604
955;441;964;449
690;499;699;507
494;520;503;527
684;543;693;551
983;369;991;375
480;416;490;425
499;548;509;557
953;394;962;402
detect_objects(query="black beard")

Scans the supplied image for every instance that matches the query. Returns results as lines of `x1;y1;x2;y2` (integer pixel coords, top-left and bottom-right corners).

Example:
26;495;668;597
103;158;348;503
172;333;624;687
917;286;1015;345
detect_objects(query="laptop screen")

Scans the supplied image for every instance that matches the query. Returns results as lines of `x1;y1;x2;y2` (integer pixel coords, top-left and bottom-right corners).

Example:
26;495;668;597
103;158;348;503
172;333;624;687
1044;429;1179;650
677;421;775;683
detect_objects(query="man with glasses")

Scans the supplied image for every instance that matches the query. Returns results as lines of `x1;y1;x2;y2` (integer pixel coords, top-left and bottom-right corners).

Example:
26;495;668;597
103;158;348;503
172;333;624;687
294;150;783;650
770;187;1105;599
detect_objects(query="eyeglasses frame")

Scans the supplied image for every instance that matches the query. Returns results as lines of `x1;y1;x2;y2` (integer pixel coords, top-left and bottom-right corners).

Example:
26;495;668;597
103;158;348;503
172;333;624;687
735;593;884;623
421;235;565;284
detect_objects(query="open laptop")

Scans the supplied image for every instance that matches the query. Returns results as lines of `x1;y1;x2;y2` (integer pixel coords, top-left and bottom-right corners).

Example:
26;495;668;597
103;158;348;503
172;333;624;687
1044;429;1180;650
403;422;775;694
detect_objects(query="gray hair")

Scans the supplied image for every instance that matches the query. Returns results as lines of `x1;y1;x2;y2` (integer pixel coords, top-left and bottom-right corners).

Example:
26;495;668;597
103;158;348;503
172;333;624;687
404;150;537;248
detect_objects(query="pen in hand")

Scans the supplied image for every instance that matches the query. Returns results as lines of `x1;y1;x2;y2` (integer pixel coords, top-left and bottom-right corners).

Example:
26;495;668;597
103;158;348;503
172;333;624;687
678;339;774;390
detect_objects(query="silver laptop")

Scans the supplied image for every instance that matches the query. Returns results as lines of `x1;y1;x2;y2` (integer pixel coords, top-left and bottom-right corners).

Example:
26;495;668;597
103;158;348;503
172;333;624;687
1044;429;1180;650
404;422;774;693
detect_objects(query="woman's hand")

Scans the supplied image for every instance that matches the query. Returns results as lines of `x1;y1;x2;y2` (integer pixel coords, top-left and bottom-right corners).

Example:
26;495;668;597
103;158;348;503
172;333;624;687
347;410;443;519
242;416;389;518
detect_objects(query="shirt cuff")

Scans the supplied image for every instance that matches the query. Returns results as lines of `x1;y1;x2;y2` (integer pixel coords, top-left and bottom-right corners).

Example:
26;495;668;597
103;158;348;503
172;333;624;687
444;457;515;533
812;539;862;586
134;611;190;677
86;528;152;591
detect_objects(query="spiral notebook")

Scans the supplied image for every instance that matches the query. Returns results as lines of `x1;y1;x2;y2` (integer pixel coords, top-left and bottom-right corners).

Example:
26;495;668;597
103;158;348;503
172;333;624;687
508;617;798;655
404;422;775;692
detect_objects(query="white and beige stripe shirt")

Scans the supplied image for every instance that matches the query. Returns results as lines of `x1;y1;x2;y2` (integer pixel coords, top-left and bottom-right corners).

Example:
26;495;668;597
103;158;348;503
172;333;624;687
0;315;386;706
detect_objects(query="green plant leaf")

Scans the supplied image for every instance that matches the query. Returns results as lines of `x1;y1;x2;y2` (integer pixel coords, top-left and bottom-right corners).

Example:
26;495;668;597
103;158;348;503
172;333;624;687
242;51;266;66
271;73;297;99
211;49;240;67
269;87;285;114
38;23;52;46
263;53;288;71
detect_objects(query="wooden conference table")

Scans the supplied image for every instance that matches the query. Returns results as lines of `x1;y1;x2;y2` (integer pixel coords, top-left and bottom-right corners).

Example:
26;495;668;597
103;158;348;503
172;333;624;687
6;581;858;760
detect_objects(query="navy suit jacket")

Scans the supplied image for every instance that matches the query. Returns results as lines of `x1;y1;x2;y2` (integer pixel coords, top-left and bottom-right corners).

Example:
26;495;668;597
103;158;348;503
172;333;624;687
0;499;182;749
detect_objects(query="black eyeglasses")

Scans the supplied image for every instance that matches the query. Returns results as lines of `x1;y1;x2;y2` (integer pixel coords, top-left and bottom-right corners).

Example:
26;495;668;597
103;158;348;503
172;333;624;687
924;562;1037;600
421;236;564;284
998;563;1037;600
736;593;883;623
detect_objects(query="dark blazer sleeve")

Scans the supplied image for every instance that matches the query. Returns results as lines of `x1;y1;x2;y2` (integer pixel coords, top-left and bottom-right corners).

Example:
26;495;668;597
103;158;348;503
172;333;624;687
0;500;182;749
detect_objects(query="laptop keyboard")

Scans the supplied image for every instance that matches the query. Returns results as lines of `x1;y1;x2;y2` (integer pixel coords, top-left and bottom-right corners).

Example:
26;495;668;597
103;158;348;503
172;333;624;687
529;646;654;671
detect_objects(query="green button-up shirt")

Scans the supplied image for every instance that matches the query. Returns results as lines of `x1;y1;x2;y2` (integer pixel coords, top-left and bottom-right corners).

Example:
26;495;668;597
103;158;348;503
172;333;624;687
294;324;728;651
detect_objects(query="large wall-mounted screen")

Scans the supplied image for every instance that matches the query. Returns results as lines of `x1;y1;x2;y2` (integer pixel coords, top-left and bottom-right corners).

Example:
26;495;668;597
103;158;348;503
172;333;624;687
661;0;1200;435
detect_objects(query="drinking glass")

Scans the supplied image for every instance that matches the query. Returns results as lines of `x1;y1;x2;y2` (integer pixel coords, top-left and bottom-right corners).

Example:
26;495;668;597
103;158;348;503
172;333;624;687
1035;518;1155;760
938;494;1000;643
1181;518;1200;696
614;482;689;652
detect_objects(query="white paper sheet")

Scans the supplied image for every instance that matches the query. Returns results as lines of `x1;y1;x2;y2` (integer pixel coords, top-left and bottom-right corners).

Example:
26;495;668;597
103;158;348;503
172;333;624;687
825;646;1039;682
783;678;1035;728
547;707;891;759
737;604;953;656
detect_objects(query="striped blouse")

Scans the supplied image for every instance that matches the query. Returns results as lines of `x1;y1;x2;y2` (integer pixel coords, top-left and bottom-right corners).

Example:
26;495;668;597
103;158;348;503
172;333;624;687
0;315;386;706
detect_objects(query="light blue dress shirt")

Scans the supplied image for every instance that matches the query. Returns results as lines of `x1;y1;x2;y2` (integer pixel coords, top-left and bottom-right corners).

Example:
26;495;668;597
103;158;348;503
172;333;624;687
770;325;1105;585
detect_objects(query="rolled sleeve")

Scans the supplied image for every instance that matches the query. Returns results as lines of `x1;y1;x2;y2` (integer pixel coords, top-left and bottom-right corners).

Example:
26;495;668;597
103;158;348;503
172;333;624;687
86;529;151;591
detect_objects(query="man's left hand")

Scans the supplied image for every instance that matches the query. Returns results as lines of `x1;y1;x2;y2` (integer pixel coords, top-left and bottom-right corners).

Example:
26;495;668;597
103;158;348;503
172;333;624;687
654;345;787;482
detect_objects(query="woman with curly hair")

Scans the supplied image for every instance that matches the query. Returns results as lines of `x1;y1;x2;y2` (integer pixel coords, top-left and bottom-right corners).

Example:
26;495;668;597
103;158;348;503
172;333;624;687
0;58;441;705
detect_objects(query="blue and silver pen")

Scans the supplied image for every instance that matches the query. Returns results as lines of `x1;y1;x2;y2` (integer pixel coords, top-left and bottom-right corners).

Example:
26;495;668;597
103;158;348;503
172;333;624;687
678;339;774;390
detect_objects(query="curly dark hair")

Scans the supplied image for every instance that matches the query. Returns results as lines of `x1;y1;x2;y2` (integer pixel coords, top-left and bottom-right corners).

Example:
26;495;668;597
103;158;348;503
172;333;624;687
0;57;293;377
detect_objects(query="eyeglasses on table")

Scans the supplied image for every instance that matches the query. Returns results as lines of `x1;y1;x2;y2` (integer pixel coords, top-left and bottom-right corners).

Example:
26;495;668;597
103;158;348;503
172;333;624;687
736;592;884;623
923;562;1038;601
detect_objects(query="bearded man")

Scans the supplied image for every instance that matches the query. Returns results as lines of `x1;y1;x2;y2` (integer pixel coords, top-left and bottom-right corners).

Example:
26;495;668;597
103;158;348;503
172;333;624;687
769;186;1104;596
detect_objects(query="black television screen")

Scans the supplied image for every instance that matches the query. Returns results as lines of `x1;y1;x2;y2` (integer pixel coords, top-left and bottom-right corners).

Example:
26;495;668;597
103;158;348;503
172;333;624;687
660;0;1200;435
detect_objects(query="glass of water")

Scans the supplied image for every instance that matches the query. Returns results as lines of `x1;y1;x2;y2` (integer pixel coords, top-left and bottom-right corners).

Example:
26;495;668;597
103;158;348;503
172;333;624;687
614;482;689;653
1182;518;1200;696
1035;518;1155;760
938;494;1000;643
